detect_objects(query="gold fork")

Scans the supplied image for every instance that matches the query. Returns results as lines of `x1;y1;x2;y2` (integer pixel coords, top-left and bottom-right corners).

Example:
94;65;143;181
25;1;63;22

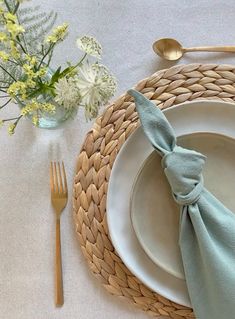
50;161;68;307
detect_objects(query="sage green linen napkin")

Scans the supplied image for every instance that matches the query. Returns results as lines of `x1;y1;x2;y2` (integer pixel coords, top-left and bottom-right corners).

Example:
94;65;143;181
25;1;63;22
128;89;235;319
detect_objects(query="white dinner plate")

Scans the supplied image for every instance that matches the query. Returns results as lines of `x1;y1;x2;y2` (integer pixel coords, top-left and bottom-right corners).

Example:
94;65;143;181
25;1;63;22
130;132;235;280
107;100;235;307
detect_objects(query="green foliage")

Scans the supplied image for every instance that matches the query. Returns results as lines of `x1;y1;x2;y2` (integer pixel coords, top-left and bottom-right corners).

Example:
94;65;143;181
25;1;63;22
0;1;57;84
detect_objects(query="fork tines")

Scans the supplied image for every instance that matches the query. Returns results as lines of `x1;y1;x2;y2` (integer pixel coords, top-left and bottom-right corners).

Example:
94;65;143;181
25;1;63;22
50;162;68;195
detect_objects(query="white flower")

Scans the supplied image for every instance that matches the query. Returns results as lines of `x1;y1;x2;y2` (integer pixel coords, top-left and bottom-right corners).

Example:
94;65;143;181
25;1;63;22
76;36;102;58
54;77;80;109
75;62;117;119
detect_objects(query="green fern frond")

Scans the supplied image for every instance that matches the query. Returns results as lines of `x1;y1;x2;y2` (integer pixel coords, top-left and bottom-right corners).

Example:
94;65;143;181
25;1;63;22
0;2;58;80
20;12;46;25
18;5;41;16
2;0;15;12
17;5;57;55
31;13;57;42
23;11;57;37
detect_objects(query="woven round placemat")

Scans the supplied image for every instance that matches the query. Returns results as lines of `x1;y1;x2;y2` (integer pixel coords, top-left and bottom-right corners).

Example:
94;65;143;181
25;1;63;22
73;63;235;319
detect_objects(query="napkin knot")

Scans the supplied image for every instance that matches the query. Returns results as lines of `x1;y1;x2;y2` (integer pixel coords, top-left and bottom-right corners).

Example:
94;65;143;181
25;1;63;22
161;145;206;205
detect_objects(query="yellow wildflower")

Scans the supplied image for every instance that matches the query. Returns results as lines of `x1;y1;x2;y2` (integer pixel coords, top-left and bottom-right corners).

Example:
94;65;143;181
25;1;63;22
21;100;55;115
20;101;38;115
23;56;47;81
41;102;56;113
21;94;27;101
8;77;37;99
36;67;47;77
25;79;36;88
25;54;31;61
23;64;34;76
6;21;25;39
32;115;39;126
7;81;27;97
8;123;16;135
20;102;38;115
4;12;17;22
0;1;4;14
46;23;68;43
0;51;9;61
25;54;37;65
10;41;20;59
23;63;46;87
20;105;31;116
30;56;37;66
0;32;7;42
26;100;39;110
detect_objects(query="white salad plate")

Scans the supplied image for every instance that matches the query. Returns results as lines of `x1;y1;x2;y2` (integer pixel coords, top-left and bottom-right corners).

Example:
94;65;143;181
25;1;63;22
130;132;235;280
107;99;235;307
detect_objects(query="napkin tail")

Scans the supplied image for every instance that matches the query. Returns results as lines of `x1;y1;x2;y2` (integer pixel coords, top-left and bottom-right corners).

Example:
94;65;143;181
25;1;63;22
128;89;176;154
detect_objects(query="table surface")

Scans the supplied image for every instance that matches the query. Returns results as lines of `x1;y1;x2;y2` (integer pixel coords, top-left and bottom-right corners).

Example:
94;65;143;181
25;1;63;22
1;0;235;318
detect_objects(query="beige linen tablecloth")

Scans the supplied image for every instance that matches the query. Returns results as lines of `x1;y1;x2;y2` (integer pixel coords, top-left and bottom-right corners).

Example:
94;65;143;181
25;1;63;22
1;1;235;318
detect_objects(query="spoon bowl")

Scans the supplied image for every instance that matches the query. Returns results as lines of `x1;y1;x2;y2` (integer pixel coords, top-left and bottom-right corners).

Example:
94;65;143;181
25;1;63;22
153;38;183;61
153;38;235;61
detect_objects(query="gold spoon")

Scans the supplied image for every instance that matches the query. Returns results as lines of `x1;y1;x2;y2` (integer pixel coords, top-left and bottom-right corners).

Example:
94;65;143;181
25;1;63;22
153;38;235;61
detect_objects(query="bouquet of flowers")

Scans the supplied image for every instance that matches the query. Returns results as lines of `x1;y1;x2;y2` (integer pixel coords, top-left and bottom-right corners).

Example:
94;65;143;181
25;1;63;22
0;0;117;134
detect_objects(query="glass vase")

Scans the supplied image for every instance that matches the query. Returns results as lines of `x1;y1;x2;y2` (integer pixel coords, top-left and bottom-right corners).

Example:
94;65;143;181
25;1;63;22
18;96;78;129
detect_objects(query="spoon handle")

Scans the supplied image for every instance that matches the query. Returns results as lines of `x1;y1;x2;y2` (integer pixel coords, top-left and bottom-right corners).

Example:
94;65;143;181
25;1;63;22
184;46;235;53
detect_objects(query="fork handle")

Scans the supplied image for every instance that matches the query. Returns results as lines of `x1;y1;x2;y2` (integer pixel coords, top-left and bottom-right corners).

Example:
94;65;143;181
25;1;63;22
55;218;64;306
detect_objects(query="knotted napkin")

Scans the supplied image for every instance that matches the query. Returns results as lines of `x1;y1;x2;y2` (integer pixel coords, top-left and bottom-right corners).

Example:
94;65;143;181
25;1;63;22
128;89;235;319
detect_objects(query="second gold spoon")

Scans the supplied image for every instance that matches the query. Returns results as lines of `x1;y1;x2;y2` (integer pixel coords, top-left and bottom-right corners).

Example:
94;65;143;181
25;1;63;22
153;38;235;61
